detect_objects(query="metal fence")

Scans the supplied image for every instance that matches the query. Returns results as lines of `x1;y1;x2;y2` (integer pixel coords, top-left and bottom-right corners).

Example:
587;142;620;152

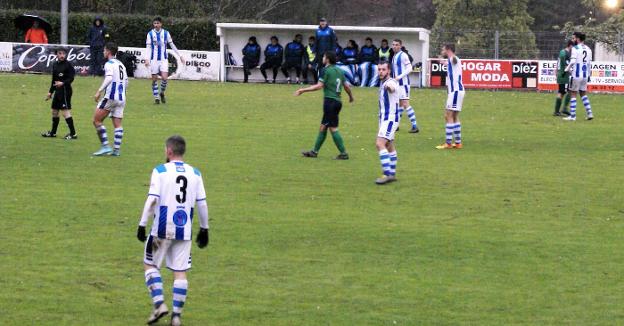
431;30;624;61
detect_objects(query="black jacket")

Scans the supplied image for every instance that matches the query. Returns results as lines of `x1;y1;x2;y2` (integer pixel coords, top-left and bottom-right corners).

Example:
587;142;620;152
86;18;109;48
284;41;305;63
49;60;75;94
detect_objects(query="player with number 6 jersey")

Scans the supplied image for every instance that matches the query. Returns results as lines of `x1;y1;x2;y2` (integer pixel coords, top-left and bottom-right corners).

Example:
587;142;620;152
92;42;129;157
136;135;209;326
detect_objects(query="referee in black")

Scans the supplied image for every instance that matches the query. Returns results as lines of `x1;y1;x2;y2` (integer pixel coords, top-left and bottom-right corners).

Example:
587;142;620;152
42;48;77;139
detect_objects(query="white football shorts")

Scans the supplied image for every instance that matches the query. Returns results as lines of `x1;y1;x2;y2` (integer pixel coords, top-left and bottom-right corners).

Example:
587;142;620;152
144;235;192;271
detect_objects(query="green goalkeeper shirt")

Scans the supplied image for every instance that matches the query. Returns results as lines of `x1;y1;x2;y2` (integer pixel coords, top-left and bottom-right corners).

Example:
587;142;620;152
557;49;571;84
319;65;346;102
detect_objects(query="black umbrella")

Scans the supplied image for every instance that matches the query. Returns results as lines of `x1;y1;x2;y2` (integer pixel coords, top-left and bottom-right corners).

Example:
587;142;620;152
14;14;52;34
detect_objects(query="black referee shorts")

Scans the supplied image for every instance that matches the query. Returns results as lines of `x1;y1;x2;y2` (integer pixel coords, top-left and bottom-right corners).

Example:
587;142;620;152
321;98;342;128
51;88;72;110
558;83;568;95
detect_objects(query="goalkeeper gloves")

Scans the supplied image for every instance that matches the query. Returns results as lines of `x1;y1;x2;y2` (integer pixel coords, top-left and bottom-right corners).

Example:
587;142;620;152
196;228;209;248
137;226;147;242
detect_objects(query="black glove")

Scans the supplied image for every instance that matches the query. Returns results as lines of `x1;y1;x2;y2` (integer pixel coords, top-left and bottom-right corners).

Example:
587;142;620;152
196;228;209;248
137;225;147;242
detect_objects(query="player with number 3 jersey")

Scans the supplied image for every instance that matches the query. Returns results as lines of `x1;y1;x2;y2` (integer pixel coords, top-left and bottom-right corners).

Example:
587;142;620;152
136;135;209;326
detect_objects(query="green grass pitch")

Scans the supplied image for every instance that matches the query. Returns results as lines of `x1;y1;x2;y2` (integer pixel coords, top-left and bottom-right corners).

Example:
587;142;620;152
1;73;623;325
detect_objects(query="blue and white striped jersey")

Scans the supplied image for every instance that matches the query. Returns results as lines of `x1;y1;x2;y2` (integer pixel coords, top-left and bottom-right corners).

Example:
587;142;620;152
391;51;411;86
146;28;174;61
103;59;128;102
379;78;400;123
147;161;207;241
446;56;464;93
570;43;592;79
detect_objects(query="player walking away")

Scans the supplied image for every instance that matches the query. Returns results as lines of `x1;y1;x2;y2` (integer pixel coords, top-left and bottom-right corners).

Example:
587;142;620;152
359;37;379;87
42;48;77;140
295;51;354;160
391;39;419;133
136;135;209;326
260;36;283;83
564;32;594;121
554;40;574;116
281;34;305;84
302;36;318;84
145;17;185;105
92;42;128;157
242;36;261;83
375;62;400;185
436;44;465;150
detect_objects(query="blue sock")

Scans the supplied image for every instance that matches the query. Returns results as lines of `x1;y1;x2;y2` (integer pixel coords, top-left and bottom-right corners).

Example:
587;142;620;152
113;128;123;151
453;123;462;144
389;151;397;176
445;123;453;144
570;97;577;118
581;95;593;116
145;268;164;308
379;149;391;176
152;81;159;98
97;125;109;146
172;279;188;316
161;80;168;94
406;107;418;128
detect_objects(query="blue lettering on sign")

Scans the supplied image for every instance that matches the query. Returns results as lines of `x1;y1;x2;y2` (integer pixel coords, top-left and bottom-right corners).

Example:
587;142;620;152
173;210;188;226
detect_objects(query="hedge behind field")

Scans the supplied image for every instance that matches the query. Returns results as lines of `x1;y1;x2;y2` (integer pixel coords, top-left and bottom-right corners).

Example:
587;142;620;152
0;9;218;50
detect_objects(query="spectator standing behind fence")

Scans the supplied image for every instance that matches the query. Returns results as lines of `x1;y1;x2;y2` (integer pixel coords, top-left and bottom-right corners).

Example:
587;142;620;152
281;34;305;84
303;36;318;84
359;37;378;87
242;36;261;83
25;21;48;44
260;36;283;83
86;17;110;76
315;18;337;75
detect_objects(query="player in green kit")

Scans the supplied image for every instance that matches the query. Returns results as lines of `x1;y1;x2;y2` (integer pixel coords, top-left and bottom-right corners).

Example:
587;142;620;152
295;51;354;160
553;40;574;116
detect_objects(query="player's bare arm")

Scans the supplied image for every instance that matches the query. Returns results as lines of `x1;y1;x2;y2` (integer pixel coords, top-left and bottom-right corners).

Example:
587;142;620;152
344;83;354;103
294;82;324;96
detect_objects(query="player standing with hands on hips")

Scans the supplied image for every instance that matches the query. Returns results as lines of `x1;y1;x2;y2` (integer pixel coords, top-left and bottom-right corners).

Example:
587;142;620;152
374;61;400;185
437;44;465;150
391;39;419;134
136;135;209;326
92;42;128;157
145;17;185;105
42;48;77;140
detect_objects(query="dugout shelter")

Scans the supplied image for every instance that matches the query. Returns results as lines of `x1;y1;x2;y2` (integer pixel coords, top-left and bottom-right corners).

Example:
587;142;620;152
216;23;431;87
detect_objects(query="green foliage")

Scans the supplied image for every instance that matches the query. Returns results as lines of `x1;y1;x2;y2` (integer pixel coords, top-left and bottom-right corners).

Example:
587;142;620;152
0;9;218;50
431;0;539;59
1;74;624;324
562;10;624;55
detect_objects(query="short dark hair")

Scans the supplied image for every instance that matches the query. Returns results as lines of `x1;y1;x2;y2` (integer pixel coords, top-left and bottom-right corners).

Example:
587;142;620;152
378;61;390;69
566;39;575;47
320;17;327;22
381;39;388;43
270;36;278;41
105;42;118;55
166;135;186;156
55;47;67;54
365;37;372;42
393;39;403;45
443;43;456;53
324;51;337;64
309;36;316;41
573;31;586;42
153;16;162;23
295;34;302;38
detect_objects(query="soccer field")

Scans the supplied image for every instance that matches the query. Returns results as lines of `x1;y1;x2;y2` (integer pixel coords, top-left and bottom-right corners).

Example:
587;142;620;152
1;73;623;325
